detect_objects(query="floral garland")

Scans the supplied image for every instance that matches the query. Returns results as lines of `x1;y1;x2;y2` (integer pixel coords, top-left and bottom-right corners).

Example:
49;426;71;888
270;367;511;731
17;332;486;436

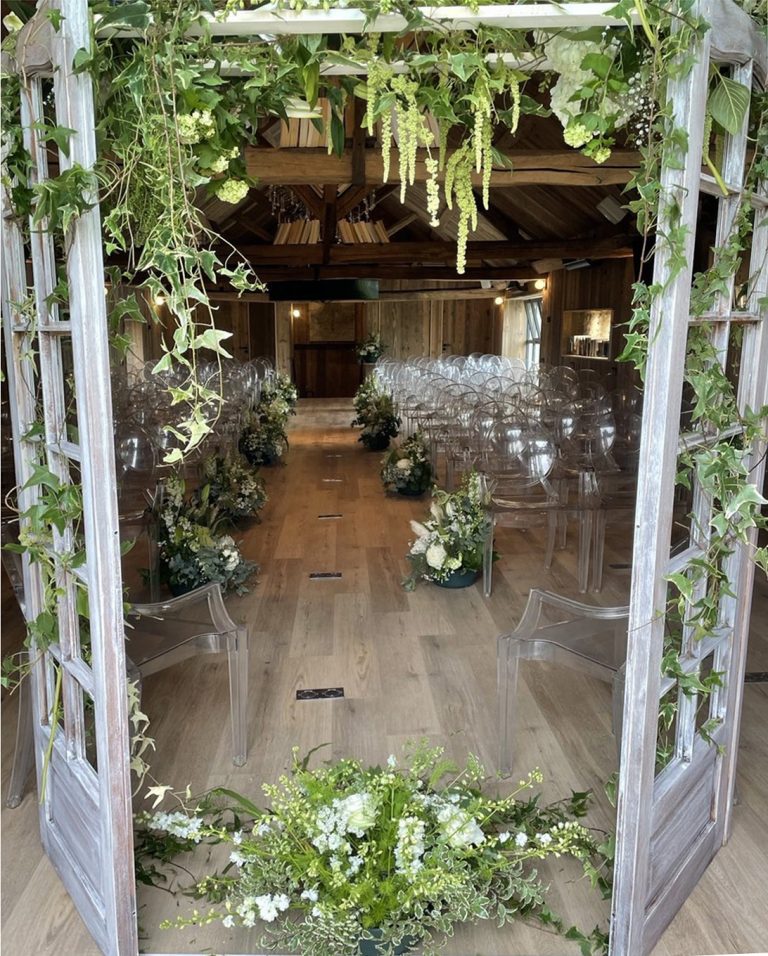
136;743;611;955
380;432;433;495
404;471;491;588
156;475;258;595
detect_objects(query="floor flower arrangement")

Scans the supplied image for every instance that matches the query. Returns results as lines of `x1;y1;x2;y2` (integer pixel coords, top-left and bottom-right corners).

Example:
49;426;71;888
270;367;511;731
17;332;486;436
201;453;267;522
240;372;298;465
155;475;258;595
351;379;401;451
136;743;610;955
380;432;433;496
403;471;492;589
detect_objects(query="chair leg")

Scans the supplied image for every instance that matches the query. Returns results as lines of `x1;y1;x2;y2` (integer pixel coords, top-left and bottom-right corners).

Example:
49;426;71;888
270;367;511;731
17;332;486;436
545;511;557;570
6;678;35;809
483;522;495;598
577;509;593;593
591;509;606;592
497;636;521;776
227;626;249;767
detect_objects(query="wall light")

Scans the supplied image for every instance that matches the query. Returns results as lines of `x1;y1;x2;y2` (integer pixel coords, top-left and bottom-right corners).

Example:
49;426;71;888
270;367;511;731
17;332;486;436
494;295;505;306
291;307;302;318
533;278;547;291
153;292;166;306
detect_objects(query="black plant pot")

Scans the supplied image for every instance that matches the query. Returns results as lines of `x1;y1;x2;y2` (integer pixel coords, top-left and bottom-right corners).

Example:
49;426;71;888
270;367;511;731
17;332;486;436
434;568;481;589
363;434;391;452
397;484;427;497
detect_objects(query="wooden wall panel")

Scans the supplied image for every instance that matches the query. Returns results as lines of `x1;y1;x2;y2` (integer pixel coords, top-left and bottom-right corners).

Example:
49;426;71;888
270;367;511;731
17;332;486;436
542;258;637;389
360;297;495;360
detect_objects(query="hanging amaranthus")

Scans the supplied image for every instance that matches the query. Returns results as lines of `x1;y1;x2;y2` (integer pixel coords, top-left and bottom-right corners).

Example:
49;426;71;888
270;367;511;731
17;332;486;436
444;143;477;275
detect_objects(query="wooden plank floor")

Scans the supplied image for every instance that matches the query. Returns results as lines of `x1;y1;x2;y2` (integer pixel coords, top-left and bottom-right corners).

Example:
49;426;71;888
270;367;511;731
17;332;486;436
2;399;767;955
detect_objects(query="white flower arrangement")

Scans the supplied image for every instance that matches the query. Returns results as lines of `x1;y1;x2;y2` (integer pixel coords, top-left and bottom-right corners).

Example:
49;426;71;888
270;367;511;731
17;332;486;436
403;471;492;589
380;432;433;495
356;332;385;363
239;373;297;465
137;743;611;956
201;453;267;522
155;475;258;595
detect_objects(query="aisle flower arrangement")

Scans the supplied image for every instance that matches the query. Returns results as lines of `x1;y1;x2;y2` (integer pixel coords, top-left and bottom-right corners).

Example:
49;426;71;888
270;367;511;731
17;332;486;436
240;372;298;465
403;471;491;589
380;432;433;496
356;332;385;364
201;453;267;522
156;476;258;595
138;743;610;955
351;379;400;451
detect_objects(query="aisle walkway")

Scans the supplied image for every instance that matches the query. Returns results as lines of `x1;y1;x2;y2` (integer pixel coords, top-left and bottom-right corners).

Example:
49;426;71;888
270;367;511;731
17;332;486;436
2;399;766;955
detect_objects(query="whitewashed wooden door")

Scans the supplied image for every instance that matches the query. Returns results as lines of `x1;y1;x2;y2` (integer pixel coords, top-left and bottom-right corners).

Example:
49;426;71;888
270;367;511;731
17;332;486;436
1;1;138;952
611;7;767;954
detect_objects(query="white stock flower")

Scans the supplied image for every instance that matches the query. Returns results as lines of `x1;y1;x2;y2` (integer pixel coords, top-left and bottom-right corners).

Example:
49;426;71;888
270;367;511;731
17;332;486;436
396;459;412;471
515;831;528;847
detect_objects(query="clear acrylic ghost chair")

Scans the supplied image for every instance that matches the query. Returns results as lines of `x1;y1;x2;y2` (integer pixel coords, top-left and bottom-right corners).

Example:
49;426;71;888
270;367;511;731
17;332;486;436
497;588;629;775
5;574;250;807
482;427;562;597
125;583;249;766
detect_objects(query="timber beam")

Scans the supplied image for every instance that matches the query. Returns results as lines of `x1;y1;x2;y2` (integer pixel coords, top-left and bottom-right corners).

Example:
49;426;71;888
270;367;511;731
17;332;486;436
238;235;634;266
245;147;639;187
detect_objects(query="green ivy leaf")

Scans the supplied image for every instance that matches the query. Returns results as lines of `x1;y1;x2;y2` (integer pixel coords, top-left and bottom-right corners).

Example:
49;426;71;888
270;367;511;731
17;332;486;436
708;76;750;135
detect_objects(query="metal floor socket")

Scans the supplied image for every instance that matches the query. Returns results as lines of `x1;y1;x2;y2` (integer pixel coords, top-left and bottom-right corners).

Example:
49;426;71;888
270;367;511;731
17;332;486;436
296;687;345;700
318;514;343;519
309;571;342;579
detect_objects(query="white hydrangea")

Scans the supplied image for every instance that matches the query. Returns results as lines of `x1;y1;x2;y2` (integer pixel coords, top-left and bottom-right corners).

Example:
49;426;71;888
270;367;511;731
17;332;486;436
426;542;447;569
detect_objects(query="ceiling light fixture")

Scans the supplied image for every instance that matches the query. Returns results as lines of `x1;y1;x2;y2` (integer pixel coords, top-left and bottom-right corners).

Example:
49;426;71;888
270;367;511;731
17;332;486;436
291;307;301;318
494;295;505;305
153;292;166;306
533;278;547;291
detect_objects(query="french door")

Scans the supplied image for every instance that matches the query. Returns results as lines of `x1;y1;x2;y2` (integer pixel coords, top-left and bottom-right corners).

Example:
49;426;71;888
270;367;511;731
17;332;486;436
611;12;767;955
1;1;138;952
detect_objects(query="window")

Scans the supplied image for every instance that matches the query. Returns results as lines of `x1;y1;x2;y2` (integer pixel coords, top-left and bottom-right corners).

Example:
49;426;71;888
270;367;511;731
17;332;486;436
523;297;542;367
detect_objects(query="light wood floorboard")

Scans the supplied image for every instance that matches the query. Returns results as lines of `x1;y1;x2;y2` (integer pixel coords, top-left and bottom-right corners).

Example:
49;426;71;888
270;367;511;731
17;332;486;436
2;399;766;955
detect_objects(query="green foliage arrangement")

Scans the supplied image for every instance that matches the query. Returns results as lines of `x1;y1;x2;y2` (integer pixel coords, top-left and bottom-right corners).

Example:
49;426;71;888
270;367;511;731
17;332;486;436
351;379;401;451
156;475;258;595
200;453;268;522
357;332;385;364
380;432;433;496
403;471;492;589
239;372;298;465
136;742;612;955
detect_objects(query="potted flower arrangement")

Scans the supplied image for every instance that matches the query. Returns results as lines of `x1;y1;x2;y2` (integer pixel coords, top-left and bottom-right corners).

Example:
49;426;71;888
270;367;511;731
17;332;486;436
138;743;610;956
156;475;258;595
239;372;297;466
356;332;385;366
380;433;433;497
351;380;400;452
403;471;491;589
201;453;268;523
